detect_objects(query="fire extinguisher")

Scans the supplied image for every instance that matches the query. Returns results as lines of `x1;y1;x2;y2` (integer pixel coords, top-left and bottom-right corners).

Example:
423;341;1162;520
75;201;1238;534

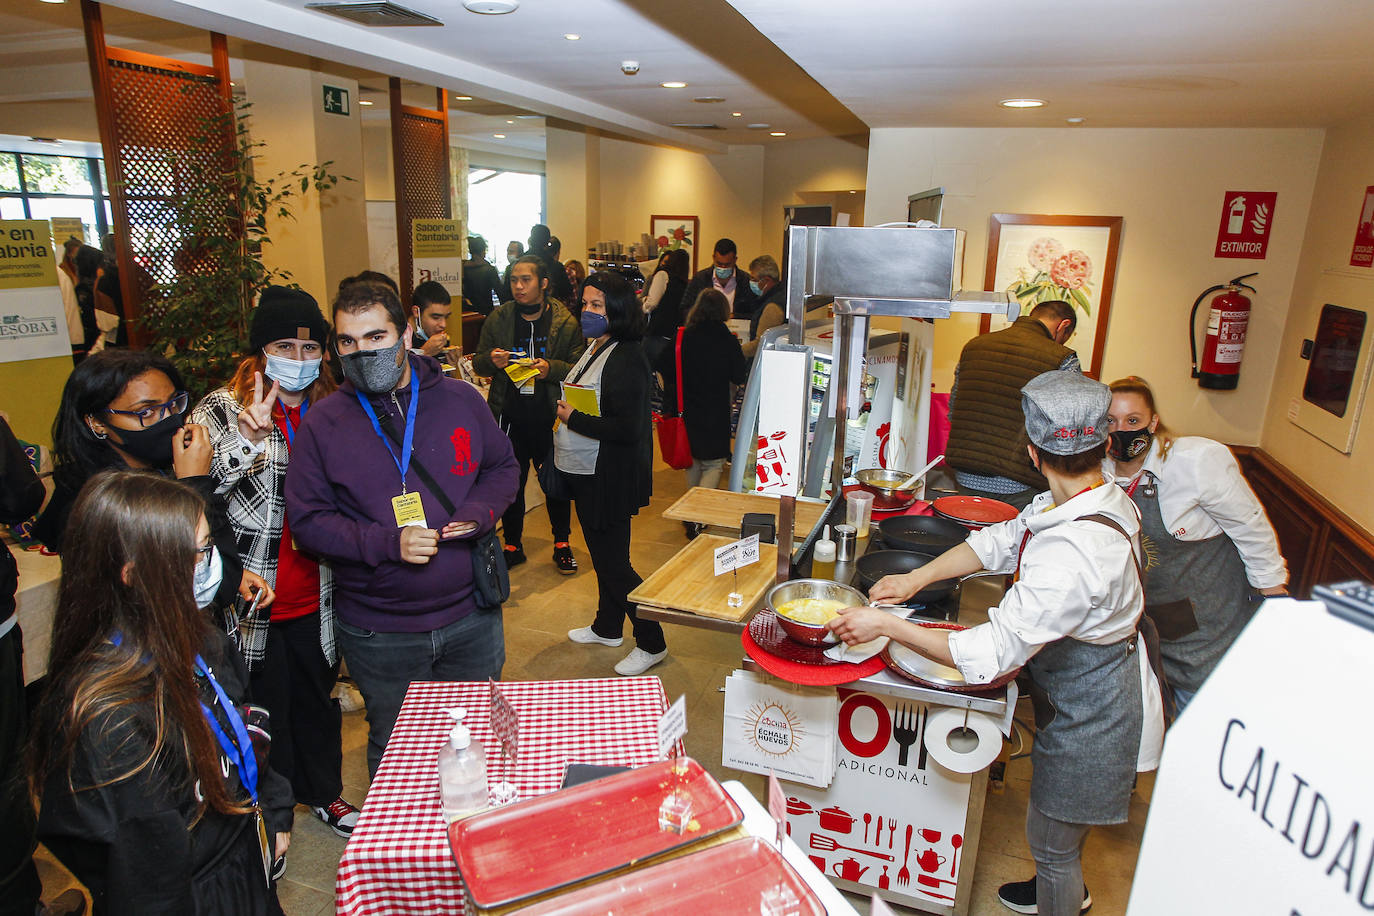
1190;272;1258;390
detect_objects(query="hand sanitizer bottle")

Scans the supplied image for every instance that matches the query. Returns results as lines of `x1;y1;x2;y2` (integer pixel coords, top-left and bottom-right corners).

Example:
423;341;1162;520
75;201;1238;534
438;708;488;823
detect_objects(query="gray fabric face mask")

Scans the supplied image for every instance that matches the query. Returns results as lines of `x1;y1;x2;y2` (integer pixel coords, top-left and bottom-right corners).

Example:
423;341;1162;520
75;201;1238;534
341;340;406;394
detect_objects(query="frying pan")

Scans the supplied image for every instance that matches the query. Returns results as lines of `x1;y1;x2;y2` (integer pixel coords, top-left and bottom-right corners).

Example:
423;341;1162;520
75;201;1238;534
878;515;969;554
855;550;961;604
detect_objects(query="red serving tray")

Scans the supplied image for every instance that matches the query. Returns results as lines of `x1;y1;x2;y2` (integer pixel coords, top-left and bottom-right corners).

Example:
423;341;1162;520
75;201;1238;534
449;758;743;909
931;495;1019;527
507;836;825;915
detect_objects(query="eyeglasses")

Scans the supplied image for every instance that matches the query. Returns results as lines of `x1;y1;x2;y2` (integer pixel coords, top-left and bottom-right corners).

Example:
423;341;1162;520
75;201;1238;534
195;543;214;571
106;391;189;428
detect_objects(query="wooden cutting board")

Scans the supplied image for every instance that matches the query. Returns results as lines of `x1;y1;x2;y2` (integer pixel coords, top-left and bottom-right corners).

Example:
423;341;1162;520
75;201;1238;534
629;535;778;622
663;487;829;535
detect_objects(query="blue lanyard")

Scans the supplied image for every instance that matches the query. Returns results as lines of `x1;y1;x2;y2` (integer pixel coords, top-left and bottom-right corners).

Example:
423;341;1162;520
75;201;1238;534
354;369;419;491
109;633;259;805
278;398;308;447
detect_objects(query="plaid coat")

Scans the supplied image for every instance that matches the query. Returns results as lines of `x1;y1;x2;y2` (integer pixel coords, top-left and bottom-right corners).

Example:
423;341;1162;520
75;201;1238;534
192;387;336;671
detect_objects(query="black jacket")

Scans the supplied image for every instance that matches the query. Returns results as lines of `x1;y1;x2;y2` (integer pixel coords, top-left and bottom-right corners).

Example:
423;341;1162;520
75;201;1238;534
461;259;503;316
656;323;747;460
682;267;759;320
646;273;688;339
37;629;293;915
1;418;44;620
564;341;653;530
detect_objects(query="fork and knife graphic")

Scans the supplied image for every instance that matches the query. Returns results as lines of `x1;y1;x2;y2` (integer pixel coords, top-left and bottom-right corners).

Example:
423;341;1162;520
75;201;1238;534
892;703;927;769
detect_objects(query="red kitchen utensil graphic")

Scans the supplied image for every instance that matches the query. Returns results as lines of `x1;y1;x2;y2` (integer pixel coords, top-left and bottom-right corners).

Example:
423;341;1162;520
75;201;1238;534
879;865;890;890
808;855;825;872
898;825;912;886
918;874;957;888
886;816;896;848
831;857;869;882
786;797;815;817
918;887;955;902
809;834;894;861
862;812;871;843
817;805;857;834
916;848;946;873
919;828;941;844
951;833;963;877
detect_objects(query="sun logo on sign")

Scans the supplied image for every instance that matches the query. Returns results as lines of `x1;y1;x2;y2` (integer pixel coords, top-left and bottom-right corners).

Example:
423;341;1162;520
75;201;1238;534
745;701;805;757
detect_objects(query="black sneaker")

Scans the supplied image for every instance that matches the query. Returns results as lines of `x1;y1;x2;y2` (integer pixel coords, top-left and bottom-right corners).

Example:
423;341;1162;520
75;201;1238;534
503;545;527;568
553;543;577;575
997;877;1092;914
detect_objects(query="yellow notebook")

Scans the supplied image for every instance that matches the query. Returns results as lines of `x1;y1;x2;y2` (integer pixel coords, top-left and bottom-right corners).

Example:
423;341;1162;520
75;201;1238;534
560;382;600;417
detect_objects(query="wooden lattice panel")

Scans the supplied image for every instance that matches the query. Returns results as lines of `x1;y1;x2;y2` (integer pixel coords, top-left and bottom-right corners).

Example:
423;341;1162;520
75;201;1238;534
391;81;451;303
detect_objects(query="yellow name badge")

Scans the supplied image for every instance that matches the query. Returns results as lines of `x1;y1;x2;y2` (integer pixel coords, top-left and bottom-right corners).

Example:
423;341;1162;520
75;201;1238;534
392;492;428;529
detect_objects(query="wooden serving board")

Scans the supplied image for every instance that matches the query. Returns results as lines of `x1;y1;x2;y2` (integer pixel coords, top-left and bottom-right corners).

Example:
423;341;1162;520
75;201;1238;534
663;487;829;535
629;535;778;621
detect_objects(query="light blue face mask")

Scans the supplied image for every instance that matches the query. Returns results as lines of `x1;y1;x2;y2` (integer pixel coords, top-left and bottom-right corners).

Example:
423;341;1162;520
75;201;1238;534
194;546;223;609
714;265;734;281
749;280;763;298
264;353;322;392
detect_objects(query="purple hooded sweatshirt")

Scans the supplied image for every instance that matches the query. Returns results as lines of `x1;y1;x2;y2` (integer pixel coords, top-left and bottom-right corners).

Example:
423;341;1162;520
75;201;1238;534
285;354;519;632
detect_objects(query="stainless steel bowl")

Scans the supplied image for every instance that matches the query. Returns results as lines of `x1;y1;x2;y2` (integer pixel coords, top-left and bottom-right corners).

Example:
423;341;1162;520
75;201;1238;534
765;578;868;646
855;468;918;510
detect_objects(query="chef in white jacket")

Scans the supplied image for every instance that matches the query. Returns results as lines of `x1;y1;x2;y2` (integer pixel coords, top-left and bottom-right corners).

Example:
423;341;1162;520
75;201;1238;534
831;370;1163;916
1103;376;1287;712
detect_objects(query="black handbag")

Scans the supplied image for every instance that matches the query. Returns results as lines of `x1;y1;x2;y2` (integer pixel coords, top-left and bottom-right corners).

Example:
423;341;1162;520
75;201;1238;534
537;444;573;501
377;412;509;609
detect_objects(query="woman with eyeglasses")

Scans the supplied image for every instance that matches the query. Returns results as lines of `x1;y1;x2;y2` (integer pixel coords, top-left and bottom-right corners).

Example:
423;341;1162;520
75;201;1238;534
33;349;267;614
189;287;360;847
32;471;294;914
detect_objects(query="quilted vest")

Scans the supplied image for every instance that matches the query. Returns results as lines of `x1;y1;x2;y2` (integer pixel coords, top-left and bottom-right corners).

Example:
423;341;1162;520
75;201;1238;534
946;317;1074;489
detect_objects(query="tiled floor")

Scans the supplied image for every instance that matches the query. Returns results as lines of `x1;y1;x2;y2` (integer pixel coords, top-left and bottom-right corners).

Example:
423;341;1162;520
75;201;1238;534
36;462;1151;914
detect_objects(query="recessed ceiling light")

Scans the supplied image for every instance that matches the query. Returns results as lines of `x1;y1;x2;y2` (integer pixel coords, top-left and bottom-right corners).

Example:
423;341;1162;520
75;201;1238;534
746;123;770;130
563;33;579;40
660;81;688;89
692;96;725;104
849;190;857;194
770;131;786;137
37;0;65;5
731;112;742;117
454;95;473;101
999;98;1046;109
463;0;517;13
492;133;506;138
506;119;514;124
1065;116;1086;124
360;99;374;106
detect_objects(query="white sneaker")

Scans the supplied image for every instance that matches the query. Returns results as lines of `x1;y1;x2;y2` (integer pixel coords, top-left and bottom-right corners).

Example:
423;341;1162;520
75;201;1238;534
568;626;623;647
614;647;668;676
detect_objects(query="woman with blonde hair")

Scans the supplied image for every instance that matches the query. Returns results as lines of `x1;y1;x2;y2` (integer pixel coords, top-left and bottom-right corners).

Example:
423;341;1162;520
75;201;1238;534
32;471;294;913
191;287;360;847
1104;376;1287;711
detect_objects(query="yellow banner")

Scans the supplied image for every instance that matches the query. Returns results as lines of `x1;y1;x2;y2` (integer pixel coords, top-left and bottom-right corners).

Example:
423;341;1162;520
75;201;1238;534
0;220;59;291
49;217;85;245
411;219;463;259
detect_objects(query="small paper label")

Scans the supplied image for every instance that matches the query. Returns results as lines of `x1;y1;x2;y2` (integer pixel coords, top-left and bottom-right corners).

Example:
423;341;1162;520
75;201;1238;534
391;492;427;528
489;680;519;758
713;534;761;576
657;694;687;758
768;770;786;846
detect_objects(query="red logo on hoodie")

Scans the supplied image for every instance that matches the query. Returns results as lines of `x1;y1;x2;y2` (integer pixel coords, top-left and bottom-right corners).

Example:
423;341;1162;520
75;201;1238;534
450;427;476;476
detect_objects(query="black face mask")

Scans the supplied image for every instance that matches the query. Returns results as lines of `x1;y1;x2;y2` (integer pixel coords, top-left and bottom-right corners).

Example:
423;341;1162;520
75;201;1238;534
517;299;544;316
109;411;185;469
1108;428;1154;462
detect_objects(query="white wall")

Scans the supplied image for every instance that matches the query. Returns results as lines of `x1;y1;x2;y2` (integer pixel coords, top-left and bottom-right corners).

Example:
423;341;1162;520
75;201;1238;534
761;135;868;256
1261;114;1374;529
865;127;1325;446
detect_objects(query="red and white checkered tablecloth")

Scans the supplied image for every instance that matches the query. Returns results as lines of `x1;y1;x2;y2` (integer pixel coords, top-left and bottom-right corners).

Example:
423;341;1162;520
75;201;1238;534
335;677;669;916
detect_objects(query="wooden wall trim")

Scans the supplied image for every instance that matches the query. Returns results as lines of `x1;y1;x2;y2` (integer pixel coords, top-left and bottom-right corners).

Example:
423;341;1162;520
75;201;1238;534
1230;446;1374;554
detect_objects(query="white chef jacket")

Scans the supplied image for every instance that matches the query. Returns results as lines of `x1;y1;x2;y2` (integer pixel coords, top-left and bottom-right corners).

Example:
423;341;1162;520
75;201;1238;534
947;481;1164;770
1104;436;1287;590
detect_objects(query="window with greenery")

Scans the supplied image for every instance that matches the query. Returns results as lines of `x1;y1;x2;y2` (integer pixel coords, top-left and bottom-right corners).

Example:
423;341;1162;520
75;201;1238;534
0;150;111;244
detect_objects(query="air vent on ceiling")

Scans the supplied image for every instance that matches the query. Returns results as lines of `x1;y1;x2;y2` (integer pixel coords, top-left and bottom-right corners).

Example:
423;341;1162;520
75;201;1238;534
671;123;724;130
305;2;443;27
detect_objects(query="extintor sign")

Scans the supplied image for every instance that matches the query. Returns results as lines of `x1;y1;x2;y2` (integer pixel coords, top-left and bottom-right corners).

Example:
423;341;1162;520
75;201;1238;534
1214;191;1278;260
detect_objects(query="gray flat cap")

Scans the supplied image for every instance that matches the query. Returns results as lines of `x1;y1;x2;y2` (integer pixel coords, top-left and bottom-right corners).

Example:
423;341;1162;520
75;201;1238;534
1021;370;1111;455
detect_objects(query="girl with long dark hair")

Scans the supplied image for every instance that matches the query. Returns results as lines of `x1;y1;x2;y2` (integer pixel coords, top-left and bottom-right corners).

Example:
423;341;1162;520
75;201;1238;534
31;471;293;914
556;271;667;675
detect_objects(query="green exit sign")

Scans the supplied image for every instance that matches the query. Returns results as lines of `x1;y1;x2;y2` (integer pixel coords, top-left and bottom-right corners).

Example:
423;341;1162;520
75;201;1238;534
322;85;350;116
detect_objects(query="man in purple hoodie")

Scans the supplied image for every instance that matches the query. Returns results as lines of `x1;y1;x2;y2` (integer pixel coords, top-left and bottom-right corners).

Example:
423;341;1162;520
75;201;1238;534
286;280;519;776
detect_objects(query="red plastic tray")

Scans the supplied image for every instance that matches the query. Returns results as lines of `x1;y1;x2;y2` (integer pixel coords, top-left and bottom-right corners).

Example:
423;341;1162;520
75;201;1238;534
931;495;1019;527
508;837;825;915
449;758;743;908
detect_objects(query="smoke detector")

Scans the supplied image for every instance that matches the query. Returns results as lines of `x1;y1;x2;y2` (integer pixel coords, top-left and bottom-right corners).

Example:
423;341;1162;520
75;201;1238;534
305;2;443;26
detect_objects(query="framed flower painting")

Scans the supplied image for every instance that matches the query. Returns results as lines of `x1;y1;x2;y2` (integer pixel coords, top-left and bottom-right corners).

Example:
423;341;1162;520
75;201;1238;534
980;213;1124;379
650;215;700;274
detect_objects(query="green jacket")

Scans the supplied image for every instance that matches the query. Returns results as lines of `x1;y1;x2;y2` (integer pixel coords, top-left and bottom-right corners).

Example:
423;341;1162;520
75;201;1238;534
473;298;585;421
